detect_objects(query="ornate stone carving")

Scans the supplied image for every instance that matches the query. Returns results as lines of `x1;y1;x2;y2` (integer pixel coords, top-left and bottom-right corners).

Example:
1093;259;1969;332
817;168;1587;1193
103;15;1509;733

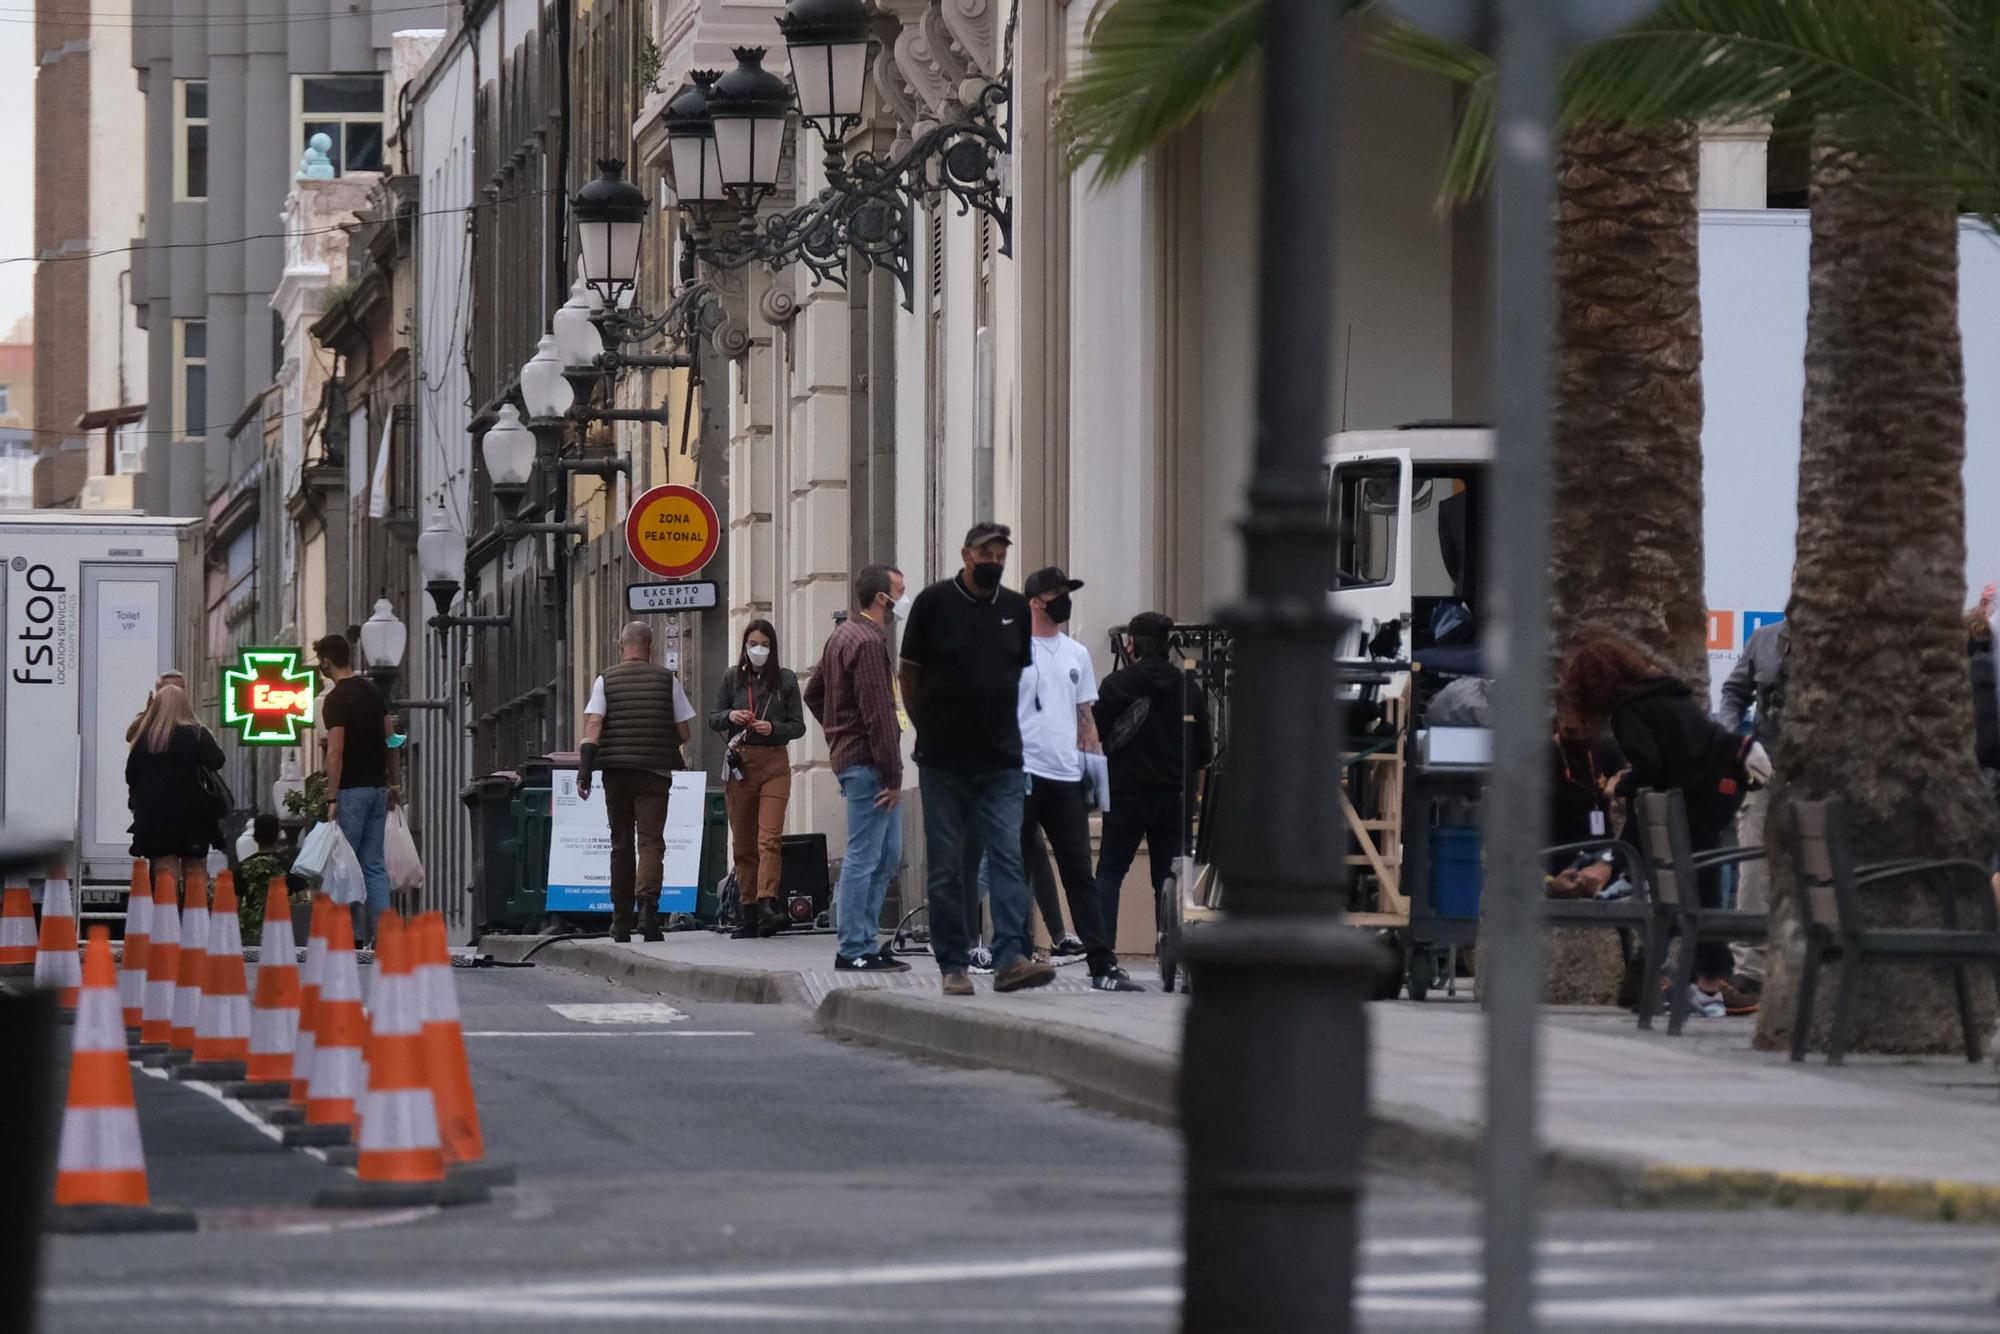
939;0;999;81
714;317;753;359
895;5;971;118
872;46;923;144
759;278;800;327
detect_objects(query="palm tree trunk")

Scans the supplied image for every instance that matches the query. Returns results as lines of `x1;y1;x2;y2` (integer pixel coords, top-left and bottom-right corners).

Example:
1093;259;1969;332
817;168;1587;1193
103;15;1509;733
1541;125;1707;1005
1753;138;1996;1055
1551;125;1708;683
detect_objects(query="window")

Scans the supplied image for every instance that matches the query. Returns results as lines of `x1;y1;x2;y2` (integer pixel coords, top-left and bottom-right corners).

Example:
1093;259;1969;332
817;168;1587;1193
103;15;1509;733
1329;464;1400;590
175;79;208;201
293;75;386;176
0;386;12;416
174;318;207;439
114;426;143;476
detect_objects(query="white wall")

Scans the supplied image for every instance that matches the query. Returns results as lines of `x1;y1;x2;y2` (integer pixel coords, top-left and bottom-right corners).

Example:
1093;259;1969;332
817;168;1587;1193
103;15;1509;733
415;42;474;537
87;0;148;434
1697;211;2000;696
1192;50;1458;611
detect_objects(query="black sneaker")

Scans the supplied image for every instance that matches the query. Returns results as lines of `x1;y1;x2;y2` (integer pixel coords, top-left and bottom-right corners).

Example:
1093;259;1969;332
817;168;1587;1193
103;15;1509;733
1091;966;1146;994
1050;934;1088;964
835;951;912;973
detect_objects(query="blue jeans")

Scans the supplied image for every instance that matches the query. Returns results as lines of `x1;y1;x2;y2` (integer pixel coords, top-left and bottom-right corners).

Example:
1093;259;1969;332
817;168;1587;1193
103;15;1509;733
335;787;391;918
921;766;1028;973
835;766;903;961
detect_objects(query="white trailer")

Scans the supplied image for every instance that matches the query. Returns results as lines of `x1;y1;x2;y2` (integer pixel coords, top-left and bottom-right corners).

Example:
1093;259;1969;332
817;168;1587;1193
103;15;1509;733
0;513;203;918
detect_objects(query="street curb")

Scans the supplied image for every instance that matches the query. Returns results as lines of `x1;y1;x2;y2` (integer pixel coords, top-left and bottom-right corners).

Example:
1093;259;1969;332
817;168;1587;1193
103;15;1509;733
478;935;807;1006
496;934;2000;1225
816;987;1178;1127
812;988;2000;1225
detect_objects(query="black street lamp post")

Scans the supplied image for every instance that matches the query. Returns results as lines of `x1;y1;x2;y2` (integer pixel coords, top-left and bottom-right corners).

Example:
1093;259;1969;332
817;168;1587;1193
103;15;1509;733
1177;1;1386;1330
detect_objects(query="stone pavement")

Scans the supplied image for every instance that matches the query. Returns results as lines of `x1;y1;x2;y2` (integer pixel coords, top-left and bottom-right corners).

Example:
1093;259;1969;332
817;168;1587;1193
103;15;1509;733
481;927;2000;1222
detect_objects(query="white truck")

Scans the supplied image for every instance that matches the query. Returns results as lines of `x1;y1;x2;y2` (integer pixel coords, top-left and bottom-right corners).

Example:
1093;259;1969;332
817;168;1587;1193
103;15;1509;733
0;512;204;920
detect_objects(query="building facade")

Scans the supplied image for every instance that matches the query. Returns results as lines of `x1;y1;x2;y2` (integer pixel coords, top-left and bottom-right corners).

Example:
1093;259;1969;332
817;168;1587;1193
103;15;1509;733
34;0;148;509
128;0;455;519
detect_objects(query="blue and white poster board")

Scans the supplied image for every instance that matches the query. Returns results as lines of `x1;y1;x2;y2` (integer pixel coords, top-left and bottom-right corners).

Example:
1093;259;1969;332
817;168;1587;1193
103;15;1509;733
546;770;705;913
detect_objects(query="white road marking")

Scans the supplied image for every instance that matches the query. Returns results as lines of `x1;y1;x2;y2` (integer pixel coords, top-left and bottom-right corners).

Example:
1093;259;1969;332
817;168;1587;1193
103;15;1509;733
461;1029;751;1038
547;1002;689;1024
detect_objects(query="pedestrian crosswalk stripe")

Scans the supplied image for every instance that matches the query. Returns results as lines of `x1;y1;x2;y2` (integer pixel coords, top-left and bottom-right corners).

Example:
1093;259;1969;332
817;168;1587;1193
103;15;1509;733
546;1002;689;1025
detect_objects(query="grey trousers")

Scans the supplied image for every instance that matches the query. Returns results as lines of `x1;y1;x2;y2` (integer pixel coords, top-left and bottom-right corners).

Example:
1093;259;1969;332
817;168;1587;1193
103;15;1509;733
1731;787;1768;982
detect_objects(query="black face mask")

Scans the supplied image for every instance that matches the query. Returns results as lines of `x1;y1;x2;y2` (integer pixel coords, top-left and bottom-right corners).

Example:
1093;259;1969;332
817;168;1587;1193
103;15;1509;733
969;561;1004;592
1043;594;1073;624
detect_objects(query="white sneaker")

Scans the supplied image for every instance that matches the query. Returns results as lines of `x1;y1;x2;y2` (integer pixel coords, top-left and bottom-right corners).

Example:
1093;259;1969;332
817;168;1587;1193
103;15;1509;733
1685;984;1725;1020
1050;934;1088;964
968;944;995;975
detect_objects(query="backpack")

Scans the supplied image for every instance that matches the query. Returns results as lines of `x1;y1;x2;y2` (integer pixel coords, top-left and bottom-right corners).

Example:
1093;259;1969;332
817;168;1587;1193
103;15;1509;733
1682;723;1752;830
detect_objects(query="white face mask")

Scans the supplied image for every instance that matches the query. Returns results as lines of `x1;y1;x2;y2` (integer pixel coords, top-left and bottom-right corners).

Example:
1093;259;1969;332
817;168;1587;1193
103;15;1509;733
746;645;771;667
891;592;914;621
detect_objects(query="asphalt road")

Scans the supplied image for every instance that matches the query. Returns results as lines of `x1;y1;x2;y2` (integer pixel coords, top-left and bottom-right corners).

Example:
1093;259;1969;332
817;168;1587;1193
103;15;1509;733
34;961;2000;1332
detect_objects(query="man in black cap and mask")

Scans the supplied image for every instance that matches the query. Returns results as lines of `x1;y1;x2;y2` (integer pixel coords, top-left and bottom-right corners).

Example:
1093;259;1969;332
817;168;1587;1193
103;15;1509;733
898;522;1056;997
1019;566;1143;992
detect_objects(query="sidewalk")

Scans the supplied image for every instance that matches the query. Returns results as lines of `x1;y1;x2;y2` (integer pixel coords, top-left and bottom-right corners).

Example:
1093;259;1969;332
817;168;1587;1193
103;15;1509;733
482;928;2000;1221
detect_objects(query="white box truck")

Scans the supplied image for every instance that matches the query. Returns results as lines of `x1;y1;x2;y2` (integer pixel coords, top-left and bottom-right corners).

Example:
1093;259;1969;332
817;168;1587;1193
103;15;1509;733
0;513;203;919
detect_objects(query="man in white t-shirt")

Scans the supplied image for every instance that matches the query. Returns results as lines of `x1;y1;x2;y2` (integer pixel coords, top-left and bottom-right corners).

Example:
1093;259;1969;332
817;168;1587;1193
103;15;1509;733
1018;568;1143;992
577;621;698;942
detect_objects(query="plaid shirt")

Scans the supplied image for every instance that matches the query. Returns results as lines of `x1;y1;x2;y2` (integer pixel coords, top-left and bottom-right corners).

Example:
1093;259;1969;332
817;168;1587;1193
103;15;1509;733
803;615;903;790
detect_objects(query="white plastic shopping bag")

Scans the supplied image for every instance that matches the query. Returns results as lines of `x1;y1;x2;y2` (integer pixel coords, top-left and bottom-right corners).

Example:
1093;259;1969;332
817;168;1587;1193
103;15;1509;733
293;819;343;880
295;819;367;905
385;808;425;892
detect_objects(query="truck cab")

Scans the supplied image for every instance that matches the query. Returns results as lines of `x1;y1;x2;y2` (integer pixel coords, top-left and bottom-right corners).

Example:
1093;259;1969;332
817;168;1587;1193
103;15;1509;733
1326;424;1493;671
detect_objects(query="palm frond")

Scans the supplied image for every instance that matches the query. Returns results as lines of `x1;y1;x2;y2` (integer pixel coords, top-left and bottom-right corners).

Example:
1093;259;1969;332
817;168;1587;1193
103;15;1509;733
1058;0;1266;184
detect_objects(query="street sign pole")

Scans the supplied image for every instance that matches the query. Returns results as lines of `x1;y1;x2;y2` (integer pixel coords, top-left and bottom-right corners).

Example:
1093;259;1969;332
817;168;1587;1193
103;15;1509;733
1481;2;1559;1327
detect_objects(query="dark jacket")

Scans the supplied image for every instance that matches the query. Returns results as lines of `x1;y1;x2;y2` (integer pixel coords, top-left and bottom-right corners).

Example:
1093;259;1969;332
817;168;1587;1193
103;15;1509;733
126;723;225;858
596;660;687;774
1609;675;1736;839
1092;654;1212;798
708;666;806;749
1972;646;2000;772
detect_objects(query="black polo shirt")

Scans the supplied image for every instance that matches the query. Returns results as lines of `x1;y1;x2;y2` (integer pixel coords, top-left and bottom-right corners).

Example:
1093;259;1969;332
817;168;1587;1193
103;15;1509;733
899;573;1033;771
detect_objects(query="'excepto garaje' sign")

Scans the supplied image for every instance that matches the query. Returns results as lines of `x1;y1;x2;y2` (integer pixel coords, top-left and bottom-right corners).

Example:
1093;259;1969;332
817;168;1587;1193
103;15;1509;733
624;484;720;579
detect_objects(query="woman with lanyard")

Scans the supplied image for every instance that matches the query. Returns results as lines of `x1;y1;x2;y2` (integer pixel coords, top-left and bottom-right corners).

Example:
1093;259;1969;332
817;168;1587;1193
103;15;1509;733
709;620;807;938
1547;723;1627;899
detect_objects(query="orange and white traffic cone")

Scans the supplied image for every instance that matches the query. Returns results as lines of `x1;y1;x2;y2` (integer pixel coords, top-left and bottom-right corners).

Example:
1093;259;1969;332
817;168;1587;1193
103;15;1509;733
168;866;209;1056
412;912;508;1186
0;880;37;976
119;862;152;1033
46;926;195;1233
280;896;331;1115
33;864;82;1012
180;871;251;1082
290;901;364;1148
236;878;299;1099
315;915;489;1209
136;866;180;1056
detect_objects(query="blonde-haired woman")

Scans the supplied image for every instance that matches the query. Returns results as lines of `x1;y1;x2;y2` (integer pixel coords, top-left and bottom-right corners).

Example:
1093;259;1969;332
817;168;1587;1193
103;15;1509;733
125;683;226;873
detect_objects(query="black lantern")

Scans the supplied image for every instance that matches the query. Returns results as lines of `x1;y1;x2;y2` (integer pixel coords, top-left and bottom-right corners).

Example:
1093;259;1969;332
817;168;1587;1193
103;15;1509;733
706;47;793;208
778;0;872;147
571;159;648;306
663;71;728;217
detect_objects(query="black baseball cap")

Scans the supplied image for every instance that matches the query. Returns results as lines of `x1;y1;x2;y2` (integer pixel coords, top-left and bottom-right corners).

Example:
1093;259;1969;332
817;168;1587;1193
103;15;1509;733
1024;566;1085;599
963;521;1013;549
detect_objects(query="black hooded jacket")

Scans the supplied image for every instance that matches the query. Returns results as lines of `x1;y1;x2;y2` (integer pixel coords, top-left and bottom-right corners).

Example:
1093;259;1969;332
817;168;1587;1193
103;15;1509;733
1609;675;1739;839
1093;654;1213;798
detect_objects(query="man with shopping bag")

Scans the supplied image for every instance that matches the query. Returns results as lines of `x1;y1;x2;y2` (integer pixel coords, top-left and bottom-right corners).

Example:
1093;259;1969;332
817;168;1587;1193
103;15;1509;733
312;634;400;945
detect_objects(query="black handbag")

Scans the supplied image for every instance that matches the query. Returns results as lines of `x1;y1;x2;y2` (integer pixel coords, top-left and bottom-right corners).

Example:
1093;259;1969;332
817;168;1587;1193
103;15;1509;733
1105;696;1152;754
197;766;234;822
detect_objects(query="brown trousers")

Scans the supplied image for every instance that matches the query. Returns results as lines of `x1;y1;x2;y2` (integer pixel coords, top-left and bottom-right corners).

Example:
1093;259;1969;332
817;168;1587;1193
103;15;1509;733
602;769;671;926
725;745;792;904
